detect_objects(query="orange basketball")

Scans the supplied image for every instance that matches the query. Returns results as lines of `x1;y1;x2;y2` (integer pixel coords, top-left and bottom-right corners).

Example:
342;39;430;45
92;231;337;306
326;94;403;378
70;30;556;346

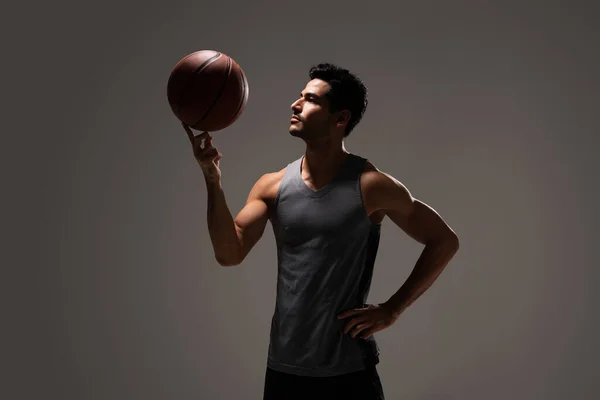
167;50;249;131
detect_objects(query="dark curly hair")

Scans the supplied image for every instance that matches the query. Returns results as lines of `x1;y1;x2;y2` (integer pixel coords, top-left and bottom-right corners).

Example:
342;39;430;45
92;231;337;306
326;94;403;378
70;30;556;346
308;63;368;137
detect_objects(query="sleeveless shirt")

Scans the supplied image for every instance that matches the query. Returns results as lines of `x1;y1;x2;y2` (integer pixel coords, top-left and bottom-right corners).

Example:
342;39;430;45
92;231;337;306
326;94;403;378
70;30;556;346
266;153;382;377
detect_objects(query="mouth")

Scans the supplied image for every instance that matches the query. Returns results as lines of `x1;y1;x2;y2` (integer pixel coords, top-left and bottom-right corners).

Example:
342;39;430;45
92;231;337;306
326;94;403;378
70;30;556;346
290;116;301;122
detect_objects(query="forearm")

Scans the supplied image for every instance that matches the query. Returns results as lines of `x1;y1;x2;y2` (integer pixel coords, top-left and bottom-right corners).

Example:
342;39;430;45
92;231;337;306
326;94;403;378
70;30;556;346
206;181;241;266
384;235;459;316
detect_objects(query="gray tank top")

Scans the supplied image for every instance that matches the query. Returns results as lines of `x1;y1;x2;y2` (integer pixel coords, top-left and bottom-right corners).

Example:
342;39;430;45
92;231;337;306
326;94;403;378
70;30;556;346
267;153;381;377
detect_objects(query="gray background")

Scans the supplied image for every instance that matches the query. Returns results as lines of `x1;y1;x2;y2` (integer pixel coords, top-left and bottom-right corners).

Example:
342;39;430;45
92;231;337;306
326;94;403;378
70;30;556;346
4;1;599;399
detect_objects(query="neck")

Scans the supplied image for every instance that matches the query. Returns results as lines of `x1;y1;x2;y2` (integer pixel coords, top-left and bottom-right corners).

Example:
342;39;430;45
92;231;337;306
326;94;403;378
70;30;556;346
302;137;349;178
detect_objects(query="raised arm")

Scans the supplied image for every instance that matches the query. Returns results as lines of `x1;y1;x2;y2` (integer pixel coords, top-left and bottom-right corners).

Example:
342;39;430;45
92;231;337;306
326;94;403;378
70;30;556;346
182;122;276;267
206;172;280;267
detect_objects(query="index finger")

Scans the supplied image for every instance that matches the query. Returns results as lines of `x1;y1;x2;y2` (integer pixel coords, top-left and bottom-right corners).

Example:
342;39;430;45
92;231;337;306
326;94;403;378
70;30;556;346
181;122;195;143
182;123;210;144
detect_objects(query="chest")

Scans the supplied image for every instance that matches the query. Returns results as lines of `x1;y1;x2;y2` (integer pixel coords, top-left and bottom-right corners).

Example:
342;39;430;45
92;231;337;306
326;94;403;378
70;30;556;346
272;189;368;246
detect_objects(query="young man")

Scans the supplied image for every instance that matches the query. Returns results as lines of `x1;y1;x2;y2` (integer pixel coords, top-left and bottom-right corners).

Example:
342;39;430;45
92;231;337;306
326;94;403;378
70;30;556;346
183;63;460;400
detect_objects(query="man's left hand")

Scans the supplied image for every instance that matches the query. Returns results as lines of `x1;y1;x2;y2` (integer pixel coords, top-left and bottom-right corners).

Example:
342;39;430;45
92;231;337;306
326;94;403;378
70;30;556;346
338;303;399;339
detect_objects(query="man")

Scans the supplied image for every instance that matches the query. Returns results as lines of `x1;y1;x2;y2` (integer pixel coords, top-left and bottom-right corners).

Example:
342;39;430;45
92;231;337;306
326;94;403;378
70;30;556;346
183;63;459;400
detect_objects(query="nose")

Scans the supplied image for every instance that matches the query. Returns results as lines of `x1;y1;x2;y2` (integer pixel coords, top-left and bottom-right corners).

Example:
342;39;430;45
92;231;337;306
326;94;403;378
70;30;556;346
290;98;302;112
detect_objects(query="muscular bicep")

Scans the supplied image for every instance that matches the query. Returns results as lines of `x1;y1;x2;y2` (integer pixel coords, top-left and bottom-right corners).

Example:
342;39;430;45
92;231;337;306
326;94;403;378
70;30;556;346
364;170;456;245
231;173;279;263
234;198;269;260
386;199;454;245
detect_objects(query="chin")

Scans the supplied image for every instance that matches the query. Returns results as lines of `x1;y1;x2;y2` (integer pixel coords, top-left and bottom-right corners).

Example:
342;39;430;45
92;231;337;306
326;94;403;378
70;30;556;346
289;127;303;137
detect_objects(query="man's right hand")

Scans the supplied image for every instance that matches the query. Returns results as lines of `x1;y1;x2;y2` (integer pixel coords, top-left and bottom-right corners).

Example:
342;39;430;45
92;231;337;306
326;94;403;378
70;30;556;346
182;122;222;183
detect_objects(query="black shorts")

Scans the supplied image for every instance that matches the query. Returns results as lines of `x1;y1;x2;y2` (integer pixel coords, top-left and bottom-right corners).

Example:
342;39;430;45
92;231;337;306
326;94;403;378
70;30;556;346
263;365;385;400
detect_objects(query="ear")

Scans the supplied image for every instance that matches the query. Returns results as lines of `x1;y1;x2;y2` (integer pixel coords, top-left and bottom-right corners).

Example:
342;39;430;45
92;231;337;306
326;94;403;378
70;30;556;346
335;110;351;128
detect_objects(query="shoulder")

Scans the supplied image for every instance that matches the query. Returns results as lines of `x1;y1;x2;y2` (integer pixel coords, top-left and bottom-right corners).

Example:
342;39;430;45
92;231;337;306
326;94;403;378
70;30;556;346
248;167;286;202
360;160;414;213
359;160;405;192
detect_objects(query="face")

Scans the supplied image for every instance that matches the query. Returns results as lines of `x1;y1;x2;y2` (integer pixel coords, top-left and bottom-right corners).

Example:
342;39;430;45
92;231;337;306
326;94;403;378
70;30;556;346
289;79;347;140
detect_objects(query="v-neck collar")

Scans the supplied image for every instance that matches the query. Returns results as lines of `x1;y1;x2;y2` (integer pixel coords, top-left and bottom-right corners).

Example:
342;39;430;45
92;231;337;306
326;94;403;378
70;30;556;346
294;153;354;198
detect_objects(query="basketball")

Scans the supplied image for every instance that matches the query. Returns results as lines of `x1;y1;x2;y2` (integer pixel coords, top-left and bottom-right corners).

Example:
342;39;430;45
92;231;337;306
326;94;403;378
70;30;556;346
167;50;249;132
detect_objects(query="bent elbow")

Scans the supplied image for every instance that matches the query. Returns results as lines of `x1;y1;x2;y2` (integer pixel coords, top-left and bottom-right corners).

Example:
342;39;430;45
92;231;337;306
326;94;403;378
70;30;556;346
216;254;242;267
